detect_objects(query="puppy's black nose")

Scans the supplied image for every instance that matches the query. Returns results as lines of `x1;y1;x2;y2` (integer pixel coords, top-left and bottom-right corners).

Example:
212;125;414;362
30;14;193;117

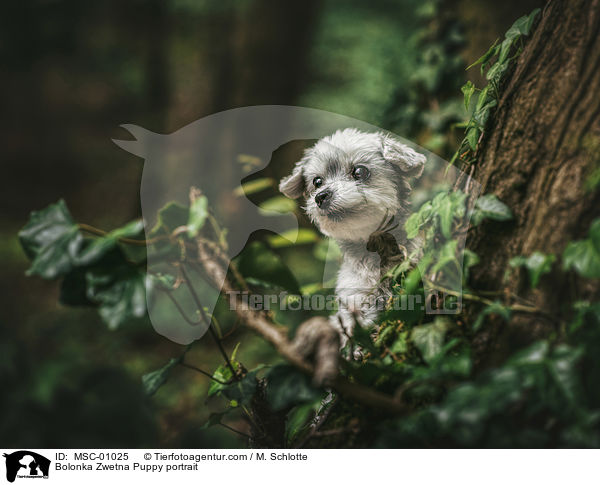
315;189;332;209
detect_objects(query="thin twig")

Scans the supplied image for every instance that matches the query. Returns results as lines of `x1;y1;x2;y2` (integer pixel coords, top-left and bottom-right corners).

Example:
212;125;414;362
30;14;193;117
180;265;238;379
218;422;251;440
156;286;203;326
179;362;228;384
78;223;167;246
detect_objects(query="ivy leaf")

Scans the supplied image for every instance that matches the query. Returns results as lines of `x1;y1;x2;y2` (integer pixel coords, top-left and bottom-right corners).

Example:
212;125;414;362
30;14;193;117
430;240;459;274
86;264;148;329
286;399;321;442
233;177;275;197
142;357;180;396
461;81;475;111
466;126;479;150
200;412;228;430
405;201;433;239
466;39;499;71
563;242;600;279
411;317;451;364
221;370;259;406
548;344;584;405
235;241;300;293
208;363;235;397
509;251;556;288
486;61;508;83
473;301;512;332
563;219;600;279
187;195;208;238
266;365;322;411
258;196;297;215
438;196;454;239
475;194;513;221
267;228;319;248
150;202;189;236
77;220;145;266
498;38;514;65
506;8;540;39
19;200;83;279
405;213;421;239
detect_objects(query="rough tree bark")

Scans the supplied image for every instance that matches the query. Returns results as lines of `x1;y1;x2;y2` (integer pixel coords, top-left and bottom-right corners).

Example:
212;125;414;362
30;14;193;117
467;0;600;365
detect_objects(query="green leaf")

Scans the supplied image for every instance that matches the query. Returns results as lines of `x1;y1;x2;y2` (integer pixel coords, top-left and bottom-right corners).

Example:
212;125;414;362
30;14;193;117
411;317;451;364
506;8;540;40
389;332;409;354
208;363;235;397
498;38;514;65
466;39;499;71
77;220;144;266
405;213;421;239
148;272;177;290
475;85;491;111
235;241;300;293
258;196;297;214
485;61;508;83
352;323;378;355
86;264;148;329
313;238;341;261
150;202;189;236
19;200;83;279
187;195;208;238
461;81;475;111
221;370;259;406
200;412;228;429
563;219;600;279
285;400;320;442
405;201;434;239
475;194;513;221
438;196;454;239
563;240;600;279
234;177;275;197
266;365;322;411
462;249;480;282
267;228;319;248
430;240;459;274
142;357;180;396
466;126;479;150
509;251;556;288
473;301;511;332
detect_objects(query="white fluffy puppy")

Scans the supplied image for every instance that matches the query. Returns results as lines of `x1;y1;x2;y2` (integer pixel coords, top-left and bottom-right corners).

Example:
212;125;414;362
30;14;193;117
279;128;426;342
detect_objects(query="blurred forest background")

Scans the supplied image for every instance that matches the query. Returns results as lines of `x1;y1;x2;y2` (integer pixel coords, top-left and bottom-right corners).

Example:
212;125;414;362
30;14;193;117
1;0;544;447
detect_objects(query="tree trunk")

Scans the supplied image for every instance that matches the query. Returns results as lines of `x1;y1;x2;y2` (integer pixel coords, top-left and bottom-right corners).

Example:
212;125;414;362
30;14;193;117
467;0;600;365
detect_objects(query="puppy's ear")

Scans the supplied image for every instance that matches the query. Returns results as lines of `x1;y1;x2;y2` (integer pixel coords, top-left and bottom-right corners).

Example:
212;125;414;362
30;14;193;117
279;162;305;199
380;135;426;178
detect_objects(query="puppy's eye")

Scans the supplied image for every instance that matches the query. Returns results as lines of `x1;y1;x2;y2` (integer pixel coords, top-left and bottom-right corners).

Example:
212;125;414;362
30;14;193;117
352;165;370;181
313;176;323;188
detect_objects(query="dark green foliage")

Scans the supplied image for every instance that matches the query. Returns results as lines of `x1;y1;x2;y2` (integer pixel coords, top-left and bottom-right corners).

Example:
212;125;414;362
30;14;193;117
19;200;83;279
142;357;181;396
234;241;301;294
563;219;600;279
265;365;324;411
453;8;541;166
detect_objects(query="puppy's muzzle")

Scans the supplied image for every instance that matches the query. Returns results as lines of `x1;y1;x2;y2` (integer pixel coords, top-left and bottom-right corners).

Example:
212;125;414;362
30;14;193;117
315;189;332;209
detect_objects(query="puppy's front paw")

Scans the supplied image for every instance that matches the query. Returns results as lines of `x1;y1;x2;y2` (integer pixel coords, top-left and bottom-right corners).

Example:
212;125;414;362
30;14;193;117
290;317;340;386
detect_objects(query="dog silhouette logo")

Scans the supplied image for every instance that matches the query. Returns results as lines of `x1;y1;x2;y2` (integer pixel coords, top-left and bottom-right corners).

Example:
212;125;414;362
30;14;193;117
3;451;50;482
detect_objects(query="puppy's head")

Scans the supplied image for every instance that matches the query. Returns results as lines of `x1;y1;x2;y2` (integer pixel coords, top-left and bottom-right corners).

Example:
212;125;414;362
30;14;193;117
279;128;426;242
